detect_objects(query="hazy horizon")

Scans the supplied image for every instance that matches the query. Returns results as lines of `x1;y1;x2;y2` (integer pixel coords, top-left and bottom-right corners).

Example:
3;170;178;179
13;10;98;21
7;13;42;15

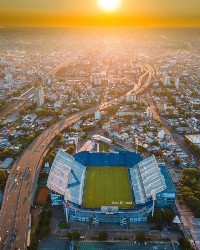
0;0;200;27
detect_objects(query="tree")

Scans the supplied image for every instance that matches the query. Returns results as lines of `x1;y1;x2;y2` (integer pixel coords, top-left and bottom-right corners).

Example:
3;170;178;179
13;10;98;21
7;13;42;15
49;145;54;151
8;135;14;141
179;168;200;216
148;208;163;224
98;231;108;241
138;145;147;153
135;231;146;244
67;146;75;155
0;100;6;109
38;226;50;240
174;158;181;166
163;208;175;225
72;231;80;241
178;237;195;250
56;133;63;140
27;134;35;143
67;232;72;240
0;170;7;184
42;216;50;226
103;131;109;137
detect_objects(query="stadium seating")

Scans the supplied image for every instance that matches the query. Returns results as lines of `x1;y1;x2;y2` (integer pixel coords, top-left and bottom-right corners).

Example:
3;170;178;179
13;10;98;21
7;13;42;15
47;149;86;205
47;151;167;208
130;155;167;205
75;151;143;167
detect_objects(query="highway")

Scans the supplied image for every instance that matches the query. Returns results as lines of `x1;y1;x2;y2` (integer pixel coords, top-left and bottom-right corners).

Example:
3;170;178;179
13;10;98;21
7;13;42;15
0;64;153;249
0;107;97;249
0;97;133;249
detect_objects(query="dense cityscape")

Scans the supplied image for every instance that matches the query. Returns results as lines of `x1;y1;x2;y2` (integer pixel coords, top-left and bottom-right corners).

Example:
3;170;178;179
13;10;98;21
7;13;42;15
0;27;200;250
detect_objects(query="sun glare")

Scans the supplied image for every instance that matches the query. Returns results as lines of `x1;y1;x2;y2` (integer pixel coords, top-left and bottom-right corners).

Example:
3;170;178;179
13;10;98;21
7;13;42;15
98;0;121;12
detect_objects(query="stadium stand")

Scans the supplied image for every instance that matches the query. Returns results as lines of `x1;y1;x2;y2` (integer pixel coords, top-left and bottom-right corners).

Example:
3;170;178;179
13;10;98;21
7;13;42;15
74;151;143;167
47;149;86;205
130;155;167;205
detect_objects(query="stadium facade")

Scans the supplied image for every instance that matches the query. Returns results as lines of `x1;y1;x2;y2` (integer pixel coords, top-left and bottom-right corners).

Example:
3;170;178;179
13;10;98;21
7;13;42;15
47;150;176;225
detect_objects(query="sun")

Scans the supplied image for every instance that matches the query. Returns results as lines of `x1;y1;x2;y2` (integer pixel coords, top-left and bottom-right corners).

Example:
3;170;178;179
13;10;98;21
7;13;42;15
98;0;121;12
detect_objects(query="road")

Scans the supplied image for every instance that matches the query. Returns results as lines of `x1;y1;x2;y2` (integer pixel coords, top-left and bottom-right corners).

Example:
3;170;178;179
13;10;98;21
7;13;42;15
0;106;98;249
0;55;73;124
0;64;154;249
0;88;34;124
148;93;200;166
160;118;200;166
0;95;137;249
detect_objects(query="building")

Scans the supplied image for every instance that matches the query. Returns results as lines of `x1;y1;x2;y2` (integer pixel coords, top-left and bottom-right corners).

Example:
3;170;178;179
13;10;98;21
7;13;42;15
0;158;14;171
35;86;45;108
164;76;171;86
92;134;112;145
146;133;154;144
146;107;153;118
94;112;102;121
54;101;61;109
94;77;102;85
78;140;95;153
175;77;179;89
158;99;167;113
185;134;200;148
126;94;136;103
157;162;176;207
5;72;13;83
153;82;159;87
23;114;37;124
158;130;165;140
47;150;176;225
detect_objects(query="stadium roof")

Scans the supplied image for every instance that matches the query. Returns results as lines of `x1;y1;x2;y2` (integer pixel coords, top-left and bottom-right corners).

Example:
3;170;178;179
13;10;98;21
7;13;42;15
47;150;86;205
130;155;167;205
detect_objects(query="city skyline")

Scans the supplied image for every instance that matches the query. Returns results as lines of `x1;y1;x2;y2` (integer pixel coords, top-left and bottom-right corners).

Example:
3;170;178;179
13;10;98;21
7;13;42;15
0;16;200;249
0;0;200;27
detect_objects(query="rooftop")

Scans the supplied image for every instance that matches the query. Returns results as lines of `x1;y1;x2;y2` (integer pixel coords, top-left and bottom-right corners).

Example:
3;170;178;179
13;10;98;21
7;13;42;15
1;158;13;169
185;134;200;145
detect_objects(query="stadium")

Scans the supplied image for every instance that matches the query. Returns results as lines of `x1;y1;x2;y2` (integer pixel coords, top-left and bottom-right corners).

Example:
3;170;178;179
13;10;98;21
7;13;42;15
47;150;176;226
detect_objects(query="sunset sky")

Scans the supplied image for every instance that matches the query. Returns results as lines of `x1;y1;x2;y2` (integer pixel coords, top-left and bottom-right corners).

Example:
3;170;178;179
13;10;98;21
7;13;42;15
0;0;200;27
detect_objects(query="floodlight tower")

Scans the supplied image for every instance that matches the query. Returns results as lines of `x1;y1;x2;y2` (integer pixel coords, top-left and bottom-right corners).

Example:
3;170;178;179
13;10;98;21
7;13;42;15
135;137;138;154
97;142;100;153
151;189;156;217
64;190;69;223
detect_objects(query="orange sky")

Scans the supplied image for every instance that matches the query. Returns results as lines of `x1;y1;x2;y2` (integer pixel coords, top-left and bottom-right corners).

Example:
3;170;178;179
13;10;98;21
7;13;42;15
0;0;200;27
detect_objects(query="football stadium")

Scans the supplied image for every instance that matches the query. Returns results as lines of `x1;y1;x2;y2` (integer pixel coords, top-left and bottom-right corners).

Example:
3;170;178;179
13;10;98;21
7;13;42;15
47;150;176;225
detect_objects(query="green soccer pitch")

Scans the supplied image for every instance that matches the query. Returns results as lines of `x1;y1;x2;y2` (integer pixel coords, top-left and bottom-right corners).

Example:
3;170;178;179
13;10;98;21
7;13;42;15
83;166;134;209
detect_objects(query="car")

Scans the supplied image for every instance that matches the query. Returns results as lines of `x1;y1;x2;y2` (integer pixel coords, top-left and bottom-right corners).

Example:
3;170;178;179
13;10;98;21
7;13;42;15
6;230;9;234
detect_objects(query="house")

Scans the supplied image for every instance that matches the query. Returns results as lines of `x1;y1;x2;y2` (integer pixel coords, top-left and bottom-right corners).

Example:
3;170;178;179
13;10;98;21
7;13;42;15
0;158;14;171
